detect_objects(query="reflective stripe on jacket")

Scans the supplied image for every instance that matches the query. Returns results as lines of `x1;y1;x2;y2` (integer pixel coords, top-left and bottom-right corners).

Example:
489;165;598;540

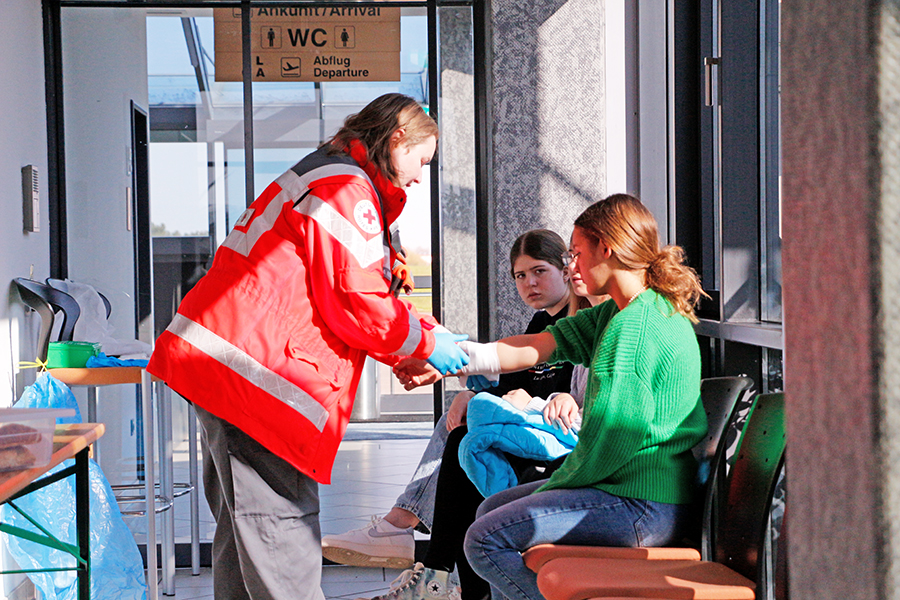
147;143;437;483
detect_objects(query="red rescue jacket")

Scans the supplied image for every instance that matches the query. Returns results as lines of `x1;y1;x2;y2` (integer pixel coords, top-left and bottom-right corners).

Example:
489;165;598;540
147;141;437;483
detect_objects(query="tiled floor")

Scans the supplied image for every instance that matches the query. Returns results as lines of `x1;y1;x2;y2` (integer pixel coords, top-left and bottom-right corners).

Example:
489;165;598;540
152;421;434;599
166;565;414;600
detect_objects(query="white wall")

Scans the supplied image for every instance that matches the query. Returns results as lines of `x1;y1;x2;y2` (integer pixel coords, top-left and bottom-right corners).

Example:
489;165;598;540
0;0;51;405
604;0;639;198
0;4;50;595
62;8;149;333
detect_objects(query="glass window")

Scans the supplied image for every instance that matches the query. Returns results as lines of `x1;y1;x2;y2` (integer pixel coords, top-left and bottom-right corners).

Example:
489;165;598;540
692;0;783;386
760;0;782;323
149;142;209;236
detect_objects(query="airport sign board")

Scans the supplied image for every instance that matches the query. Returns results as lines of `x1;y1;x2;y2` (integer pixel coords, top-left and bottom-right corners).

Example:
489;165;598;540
214;7;401;82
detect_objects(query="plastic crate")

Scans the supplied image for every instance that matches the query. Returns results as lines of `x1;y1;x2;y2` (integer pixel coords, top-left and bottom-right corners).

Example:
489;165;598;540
0;408;76;471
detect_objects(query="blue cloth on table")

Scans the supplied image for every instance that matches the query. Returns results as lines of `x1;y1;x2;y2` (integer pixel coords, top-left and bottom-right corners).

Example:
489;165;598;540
459;392;578;498
85;352;149;368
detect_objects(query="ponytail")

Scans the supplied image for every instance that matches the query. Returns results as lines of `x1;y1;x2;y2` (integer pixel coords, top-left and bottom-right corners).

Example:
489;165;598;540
645;246;706;323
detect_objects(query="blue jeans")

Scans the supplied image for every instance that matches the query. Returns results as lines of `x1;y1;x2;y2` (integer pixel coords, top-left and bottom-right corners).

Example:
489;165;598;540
463;480;692;600
394;413;452;532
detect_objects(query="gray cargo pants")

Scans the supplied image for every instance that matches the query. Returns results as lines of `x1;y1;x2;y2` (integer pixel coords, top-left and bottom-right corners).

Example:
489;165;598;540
195;405;326;600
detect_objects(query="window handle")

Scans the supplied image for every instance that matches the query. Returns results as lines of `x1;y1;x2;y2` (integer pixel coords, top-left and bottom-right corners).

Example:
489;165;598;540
705;57;721;107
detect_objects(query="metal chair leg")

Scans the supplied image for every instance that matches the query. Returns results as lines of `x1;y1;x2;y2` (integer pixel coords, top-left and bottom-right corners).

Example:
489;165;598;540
158;385;176;596
188;403;200;575
141;370;158;600
87;386;99;464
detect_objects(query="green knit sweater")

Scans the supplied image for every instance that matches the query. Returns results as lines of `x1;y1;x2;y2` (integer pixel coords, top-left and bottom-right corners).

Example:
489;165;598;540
538;289;706;504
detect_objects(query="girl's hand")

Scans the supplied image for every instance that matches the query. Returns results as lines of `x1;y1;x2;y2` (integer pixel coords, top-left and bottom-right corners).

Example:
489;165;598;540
446;390;475;431
501;388;533;411
543;393;579;435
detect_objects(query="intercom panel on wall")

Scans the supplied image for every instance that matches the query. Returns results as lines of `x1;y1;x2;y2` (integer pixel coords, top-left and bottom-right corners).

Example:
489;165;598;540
22;165;39;233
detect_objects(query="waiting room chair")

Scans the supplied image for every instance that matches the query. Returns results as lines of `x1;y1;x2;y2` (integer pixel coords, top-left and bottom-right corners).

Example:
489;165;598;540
533;392;786;600
13;278;81;362
523;375;755;573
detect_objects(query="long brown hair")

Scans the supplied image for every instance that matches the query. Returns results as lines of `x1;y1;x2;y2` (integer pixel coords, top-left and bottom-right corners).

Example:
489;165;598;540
326;93;438;184
573;194;707;322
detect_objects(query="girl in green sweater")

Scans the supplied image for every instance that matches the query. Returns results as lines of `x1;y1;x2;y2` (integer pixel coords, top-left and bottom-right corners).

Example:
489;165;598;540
396;194;707;600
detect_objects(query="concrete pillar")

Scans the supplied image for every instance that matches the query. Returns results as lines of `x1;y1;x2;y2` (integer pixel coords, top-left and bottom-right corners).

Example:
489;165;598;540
488;0;607;338
439;7;478;410
781;1;900;597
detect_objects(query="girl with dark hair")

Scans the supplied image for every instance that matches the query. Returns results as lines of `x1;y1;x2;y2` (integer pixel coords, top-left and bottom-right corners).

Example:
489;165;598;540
395;193;709;600
147;93;469;600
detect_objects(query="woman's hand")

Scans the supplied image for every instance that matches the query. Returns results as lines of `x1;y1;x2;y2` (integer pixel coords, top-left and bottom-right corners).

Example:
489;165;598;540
393;358;442;390
543;393;580;435
446;390;475;431
427;332;470;375
501;388;533;411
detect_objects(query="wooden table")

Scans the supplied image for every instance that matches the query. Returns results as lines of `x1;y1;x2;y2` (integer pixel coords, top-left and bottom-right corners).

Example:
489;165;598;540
48;367;146;387
0;423;105;600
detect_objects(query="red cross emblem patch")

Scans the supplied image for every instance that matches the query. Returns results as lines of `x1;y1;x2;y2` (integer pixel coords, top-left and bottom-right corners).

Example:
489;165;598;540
353;200;381;234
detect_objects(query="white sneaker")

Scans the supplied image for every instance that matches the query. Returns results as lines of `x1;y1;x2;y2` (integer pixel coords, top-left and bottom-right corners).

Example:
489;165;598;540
323;515;415;569
356;563;460;600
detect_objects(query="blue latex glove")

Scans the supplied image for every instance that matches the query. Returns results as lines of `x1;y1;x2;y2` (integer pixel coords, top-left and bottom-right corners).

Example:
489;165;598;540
465;374;499;392
427;332;470;375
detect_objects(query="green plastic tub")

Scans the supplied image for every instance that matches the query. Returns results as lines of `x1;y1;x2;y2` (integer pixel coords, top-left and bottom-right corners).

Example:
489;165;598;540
47;341;101;368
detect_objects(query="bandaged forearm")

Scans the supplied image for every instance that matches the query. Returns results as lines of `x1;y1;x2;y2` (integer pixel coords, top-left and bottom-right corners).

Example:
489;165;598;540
456;341;501;375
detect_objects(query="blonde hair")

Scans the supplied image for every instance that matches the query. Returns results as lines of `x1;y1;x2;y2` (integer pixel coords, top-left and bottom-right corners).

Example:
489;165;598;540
574;194;707;323
326;93;438;183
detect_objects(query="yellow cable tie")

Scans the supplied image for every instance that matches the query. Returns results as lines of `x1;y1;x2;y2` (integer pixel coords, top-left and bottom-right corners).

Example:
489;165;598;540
18;358;48;372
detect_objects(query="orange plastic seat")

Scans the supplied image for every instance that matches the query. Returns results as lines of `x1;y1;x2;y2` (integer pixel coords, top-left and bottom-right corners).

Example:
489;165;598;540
523;544;700;574
538;557;755;600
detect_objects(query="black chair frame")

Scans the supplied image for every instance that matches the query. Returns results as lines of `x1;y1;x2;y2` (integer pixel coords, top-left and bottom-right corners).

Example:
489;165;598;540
13;278;81;362
46;277;112;320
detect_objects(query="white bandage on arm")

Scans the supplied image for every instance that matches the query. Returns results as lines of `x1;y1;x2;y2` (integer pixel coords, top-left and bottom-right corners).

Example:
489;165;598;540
456;341;502;375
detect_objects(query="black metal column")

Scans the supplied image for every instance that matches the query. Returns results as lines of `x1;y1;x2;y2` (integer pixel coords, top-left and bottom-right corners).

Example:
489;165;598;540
241;1;255;208
473;0;493;342
43;0;67;279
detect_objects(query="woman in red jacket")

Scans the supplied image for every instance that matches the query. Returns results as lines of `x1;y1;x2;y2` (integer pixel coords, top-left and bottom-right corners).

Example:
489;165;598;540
147;93;468;600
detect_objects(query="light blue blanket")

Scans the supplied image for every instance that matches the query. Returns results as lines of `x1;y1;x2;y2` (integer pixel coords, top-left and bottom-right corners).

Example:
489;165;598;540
459;392;578;497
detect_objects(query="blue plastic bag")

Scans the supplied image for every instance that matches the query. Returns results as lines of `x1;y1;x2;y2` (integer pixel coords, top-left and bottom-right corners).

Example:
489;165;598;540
1;373;147;600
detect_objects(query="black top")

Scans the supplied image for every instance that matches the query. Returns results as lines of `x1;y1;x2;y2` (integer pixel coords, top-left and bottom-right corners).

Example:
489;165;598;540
491;305;574;399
